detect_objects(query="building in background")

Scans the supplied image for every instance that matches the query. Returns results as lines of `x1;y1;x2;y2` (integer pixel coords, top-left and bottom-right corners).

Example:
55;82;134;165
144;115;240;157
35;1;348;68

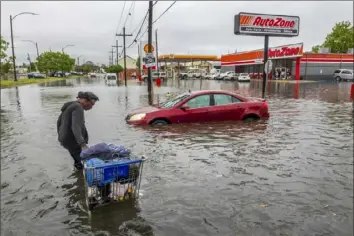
221;43;354;80
118;56;137;79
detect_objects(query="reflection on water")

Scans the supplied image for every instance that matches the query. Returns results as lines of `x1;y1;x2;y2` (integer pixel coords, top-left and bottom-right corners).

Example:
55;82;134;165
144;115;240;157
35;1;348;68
1;78;353;236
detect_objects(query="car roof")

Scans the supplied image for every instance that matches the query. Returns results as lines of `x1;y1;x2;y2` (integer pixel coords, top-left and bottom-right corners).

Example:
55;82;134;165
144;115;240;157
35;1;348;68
190;90;246;98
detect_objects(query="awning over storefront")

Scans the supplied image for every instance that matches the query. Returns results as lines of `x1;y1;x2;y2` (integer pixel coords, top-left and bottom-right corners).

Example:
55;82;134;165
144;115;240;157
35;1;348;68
221;43;304;66
159;54;220;63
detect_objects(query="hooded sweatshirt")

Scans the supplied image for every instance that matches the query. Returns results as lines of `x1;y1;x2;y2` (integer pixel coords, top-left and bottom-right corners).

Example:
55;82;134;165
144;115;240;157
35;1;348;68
57;101;88;147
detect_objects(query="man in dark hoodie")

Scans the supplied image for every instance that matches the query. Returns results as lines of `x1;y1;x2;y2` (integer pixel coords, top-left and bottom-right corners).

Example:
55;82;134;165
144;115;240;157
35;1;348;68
57;91;99;170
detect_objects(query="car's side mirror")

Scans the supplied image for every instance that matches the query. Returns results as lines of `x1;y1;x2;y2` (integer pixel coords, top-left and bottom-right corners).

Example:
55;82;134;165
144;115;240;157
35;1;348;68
180;104;190;111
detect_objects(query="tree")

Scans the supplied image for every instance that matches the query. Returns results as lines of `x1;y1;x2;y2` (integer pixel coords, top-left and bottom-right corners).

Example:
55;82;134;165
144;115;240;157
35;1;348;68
106;64;124;74
311;21;354;53
0;36;9;61
312;45;320;53
0;37;11;75
27;62;37;72
82;64;92;73
36;51;75;73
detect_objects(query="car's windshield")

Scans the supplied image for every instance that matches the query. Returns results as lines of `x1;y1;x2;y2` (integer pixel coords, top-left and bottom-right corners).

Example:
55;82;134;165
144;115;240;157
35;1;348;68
159;93;191;108
240;73;248;76
107;75;116;80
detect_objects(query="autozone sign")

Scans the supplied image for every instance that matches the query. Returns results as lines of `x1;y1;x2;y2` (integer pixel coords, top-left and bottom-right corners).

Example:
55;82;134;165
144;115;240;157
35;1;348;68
234;12;300;37
268;43;303;59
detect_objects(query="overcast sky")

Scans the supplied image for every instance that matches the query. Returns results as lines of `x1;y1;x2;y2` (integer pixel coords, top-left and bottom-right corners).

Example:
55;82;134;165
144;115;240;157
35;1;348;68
1;1;353;65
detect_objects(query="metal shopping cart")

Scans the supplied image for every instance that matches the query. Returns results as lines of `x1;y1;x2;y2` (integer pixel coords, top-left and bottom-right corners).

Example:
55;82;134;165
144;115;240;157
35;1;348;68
82;155;146;211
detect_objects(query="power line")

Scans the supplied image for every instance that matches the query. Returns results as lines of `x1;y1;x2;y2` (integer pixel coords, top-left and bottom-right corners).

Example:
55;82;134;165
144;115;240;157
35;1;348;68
128;1;136;30
153;1;176;25
127;11;149;48
126;1;159;49
116;1;127;34
128;1;177;49
123;1;135;27
110;1;127;51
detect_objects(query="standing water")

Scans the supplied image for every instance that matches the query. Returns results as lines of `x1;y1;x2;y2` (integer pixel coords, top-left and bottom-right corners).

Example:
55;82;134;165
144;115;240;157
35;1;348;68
1;78;353;236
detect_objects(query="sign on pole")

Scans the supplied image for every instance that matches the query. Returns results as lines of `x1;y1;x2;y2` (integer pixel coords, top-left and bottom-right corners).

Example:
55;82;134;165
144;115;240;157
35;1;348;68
264;60;273;74
234;12;300;37
144;44;155;53
143;53;156;68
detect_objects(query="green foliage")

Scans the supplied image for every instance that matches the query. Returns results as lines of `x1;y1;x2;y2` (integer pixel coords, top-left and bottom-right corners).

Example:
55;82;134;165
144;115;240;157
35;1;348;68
0;36;9;61
36;51;75;73
27;62;37;72
1;60;12;75
82;64;92;73
312;21;354;53
311;45;320;53
106;64;124;73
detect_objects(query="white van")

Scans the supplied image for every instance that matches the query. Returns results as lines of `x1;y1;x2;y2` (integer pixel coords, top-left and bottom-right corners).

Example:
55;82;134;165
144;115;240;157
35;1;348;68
105;73;117;84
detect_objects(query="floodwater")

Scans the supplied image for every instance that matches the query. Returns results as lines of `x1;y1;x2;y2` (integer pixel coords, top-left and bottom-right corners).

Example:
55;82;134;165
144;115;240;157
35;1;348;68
1;77;353;236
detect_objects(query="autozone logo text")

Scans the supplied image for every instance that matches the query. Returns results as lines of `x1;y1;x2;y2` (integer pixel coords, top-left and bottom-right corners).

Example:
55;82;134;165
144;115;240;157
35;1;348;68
268;46;301;58
253;16;295;28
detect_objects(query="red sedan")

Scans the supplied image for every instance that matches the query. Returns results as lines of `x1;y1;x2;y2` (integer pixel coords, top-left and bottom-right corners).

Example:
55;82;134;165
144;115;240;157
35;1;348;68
125;90;269;125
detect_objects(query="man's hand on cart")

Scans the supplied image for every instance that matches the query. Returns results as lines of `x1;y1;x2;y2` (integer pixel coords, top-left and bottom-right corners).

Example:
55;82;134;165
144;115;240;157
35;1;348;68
81;145;89;151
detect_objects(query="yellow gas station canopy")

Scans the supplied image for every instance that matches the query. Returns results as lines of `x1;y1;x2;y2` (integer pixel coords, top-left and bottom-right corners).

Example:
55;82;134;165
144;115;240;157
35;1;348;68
158;54;220;62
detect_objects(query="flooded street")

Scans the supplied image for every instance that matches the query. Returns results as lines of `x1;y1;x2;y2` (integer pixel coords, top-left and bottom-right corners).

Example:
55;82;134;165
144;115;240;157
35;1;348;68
1;78;353;236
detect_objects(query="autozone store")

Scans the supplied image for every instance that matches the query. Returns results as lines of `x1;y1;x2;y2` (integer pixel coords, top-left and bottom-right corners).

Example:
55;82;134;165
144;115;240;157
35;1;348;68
221;42;354;80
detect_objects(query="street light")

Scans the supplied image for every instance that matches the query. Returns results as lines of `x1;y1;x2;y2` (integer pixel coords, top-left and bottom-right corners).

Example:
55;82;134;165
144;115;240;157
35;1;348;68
22;40;40;58
62;44;74;53
77;55;84;66
10;12;39;81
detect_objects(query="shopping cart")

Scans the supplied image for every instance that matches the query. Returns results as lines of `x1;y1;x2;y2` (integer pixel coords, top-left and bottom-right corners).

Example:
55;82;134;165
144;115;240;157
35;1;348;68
82;155;146;211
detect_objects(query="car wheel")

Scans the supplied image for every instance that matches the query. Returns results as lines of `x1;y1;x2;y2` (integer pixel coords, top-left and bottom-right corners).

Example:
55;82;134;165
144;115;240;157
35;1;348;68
150;119;169;126
243;116;260;122
336;76;341;82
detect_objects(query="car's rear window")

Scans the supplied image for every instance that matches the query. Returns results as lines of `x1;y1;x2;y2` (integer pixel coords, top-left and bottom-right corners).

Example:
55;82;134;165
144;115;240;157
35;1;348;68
107;76;116;80
334;70;341;74
240;73;248;76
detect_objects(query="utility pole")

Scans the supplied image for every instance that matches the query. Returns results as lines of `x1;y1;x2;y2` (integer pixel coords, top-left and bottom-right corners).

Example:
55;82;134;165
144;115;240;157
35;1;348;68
147;1;153;98
155;28;159;77
138;43;142;77
10;15;17;81
116;27;133;87
27;53;32;72
112;39;122;66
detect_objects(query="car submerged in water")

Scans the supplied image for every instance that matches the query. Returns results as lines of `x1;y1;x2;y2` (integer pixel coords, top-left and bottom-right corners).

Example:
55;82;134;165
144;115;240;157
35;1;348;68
125;90;269;126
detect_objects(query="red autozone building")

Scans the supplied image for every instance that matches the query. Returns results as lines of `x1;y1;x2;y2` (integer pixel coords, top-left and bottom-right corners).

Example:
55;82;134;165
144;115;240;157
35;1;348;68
221;42;354;80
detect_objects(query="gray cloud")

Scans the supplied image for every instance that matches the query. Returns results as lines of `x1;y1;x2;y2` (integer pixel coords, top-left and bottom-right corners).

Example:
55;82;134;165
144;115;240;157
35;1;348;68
1;1;353;65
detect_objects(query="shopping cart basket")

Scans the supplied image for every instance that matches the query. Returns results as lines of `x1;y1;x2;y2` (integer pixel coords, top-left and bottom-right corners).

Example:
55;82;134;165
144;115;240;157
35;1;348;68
82;156;146;211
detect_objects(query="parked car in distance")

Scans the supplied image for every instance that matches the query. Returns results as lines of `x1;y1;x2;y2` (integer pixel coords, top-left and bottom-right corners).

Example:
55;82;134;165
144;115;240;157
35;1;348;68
27;72;46;79
333;69;353;82
210;72;220;80
142;72;166;81
223;71;236;80
238;73;251;82
105;73;117;84
126;90;269;126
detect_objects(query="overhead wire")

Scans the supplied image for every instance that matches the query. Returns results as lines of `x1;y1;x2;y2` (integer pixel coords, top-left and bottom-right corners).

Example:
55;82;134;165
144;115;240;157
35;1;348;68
123;1;135;28
126;1;159;49
130;1;177;49
110;1;126;59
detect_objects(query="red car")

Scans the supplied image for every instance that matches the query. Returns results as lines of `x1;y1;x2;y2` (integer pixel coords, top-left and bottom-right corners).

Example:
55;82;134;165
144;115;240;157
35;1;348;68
125;90;269;125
